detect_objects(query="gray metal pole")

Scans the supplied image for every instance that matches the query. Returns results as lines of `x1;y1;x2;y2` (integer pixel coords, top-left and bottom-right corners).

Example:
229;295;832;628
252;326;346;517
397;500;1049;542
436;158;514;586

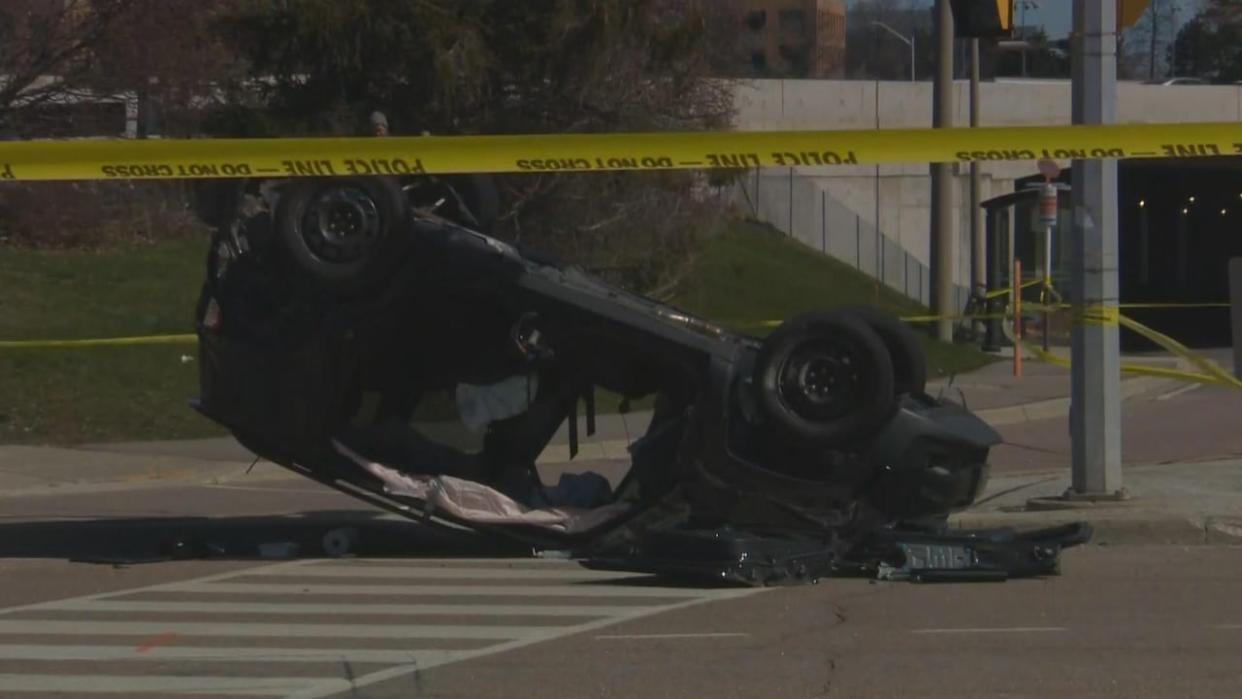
970;38;985;338
930;0;955;341
1070;0;1124;497
1230;258;1242;378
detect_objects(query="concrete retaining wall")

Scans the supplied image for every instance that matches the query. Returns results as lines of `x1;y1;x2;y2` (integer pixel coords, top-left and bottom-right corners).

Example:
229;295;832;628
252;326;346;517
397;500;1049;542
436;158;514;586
729;78;1242;290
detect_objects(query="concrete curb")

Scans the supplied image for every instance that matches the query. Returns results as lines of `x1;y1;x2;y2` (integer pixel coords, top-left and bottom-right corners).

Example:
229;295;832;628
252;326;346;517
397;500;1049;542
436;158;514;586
973;375;1175;427
0;460;303;499
947;509;1233;546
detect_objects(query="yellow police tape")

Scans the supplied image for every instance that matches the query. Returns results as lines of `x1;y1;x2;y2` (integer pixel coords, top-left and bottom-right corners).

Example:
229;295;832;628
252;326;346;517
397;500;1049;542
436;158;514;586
0;334;197;349
737;297;1240;390
1004;300;1242;390
5;303;1238;390
3;121;1242;181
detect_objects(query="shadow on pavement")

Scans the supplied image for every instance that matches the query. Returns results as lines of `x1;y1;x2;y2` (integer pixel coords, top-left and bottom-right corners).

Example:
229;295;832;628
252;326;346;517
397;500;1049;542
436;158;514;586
0;510;532;564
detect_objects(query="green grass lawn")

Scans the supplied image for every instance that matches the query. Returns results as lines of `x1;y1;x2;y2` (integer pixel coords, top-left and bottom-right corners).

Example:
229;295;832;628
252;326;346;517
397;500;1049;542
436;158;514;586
670;220;996;378
0;220;993;446
0;239;217;445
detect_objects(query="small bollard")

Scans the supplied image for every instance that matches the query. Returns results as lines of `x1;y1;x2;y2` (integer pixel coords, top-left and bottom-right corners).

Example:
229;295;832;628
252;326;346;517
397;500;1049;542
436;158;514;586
1230;258;1242;379
1013;259;1022;378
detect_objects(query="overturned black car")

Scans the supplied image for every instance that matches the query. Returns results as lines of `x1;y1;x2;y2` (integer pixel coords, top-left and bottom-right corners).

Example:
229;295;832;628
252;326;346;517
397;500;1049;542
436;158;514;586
192;174;1089;585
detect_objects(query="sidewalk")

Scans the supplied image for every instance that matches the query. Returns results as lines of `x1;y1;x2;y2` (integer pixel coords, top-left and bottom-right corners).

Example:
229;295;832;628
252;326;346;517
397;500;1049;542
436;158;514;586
950;459;1242;545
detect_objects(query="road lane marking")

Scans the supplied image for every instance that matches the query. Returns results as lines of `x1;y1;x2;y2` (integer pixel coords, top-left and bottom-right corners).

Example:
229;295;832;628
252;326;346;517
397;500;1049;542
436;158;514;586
0;619;557;640
0;557;766;699
289;592;763;699
162;581;753;598
1157;383;1203;401
910;627;1068;635
205;484;335;494
269;564;642;581
0;674;343;696
1;559;308;615
594;632;750;640
0;644;458;664
46;599;636;617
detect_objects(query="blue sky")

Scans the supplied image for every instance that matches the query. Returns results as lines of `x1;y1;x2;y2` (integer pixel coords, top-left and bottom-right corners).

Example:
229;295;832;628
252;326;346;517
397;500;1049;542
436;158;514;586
1022;0;1208;38
848;1;1208;40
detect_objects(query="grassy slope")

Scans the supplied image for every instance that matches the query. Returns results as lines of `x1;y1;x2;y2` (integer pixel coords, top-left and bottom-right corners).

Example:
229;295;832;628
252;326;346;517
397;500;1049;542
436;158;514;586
0;239;217;445
0;220;993;446
670;220;996;378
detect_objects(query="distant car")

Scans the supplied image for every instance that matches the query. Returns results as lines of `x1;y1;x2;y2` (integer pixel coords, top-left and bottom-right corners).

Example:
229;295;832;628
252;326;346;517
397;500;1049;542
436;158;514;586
191;174;1088;584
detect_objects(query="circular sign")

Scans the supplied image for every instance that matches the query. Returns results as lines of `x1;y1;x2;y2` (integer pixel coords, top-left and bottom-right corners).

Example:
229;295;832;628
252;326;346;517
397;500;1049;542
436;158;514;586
1037;158;1061;181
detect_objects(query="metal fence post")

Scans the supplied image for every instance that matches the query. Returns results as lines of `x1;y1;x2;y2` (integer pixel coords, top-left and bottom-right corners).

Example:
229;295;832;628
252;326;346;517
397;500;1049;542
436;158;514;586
855;217;861;269
821;191;827;252
876;228;882;281
1231;258;1242;378
880;237;886;285
752;167;761;219
787;167;794;236
904;252;910;297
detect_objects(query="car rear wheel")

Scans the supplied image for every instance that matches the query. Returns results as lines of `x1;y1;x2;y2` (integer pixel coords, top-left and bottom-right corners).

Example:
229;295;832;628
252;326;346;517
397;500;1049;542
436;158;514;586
753;311;896;447
837;305;928;396
274;176;408;293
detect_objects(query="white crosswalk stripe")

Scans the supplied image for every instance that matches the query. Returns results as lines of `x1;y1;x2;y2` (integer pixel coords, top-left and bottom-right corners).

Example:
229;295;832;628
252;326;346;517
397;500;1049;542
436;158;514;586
0;557;762;698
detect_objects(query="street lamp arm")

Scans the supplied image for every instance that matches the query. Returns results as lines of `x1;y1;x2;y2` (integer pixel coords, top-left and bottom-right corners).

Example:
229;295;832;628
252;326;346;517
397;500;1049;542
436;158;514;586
870;21;914;48
870;21;916;82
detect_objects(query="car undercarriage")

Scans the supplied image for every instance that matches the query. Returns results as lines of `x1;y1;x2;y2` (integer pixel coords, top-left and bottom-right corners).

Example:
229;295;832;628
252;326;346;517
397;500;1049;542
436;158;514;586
190;174;1090;585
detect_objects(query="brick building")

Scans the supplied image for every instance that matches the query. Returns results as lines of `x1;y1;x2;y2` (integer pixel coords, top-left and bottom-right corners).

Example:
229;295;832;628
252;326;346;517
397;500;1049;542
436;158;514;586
740;0;847;79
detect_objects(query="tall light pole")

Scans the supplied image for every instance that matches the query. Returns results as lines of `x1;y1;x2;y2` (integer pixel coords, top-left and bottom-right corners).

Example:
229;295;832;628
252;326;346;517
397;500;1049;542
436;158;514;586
970;38;984;338
930;0;955;342
871;21;916;81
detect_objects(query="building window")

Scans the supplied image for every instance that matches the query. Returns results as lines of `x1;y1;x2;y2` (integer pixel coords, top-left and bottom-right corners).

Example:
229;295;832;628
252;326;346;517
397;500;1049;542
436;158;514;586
745;10;766;31
751;51;768;71
779;9;807;37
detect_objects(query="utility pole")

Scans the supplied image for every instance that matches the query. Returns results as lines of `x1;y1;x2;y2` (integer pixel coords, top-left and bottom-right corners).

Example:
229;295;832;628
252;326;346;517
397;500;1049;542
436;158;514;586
969;38;985;338
1170;2;1180;77
1149;0;1161;81
930;0;955;341
1070;0;1124;498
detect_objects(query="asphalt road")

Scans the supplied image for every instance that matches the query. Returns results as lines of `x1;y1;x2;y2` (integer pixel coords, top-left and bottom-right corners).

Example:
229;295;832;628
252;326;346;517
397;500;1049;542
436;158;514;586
2;480;1242;698
991;383;1242;473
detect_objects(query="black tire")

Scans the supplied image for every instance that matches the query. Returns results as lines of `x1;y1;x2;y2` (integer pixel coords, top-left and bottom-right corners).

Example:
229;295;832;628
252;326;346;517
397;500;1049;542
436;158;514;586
753;311;897;447
274;176;408;292
838;305;928;396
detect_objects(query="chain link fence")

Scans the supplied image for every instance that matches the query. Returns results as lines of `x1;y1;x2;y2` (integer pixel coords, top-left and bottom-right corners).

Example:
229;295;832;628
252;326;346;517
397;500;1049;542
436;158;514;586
735;168;971;311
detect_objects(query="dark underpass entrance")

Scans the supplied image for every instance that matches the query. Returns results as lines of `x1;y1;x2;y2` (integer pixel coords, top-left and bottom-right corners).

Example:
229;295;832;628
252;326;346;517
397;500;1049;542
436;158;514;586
1120;158;1242;349
990;159;1241;351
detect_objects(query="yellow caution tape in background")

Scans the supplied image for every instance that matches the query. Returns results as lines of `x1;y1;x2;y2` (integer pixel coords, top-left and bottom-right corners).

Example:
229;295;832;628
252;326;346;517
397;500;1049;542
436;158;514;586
1010;301;1242;390
2;121;1242;181
0;334;197;349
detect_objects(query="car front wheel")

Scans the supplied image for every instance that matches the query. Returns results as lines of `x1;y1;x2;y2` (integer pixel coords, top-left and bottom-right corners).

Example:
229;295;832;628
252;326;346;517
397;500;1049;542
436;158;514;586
753;311;897;447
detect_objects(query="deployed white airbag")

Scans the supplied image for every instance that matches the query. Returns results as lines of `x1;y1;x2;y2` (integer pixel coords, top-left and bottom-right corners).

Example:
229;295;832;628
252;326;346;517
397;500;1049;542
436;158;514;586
333;440;632;534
